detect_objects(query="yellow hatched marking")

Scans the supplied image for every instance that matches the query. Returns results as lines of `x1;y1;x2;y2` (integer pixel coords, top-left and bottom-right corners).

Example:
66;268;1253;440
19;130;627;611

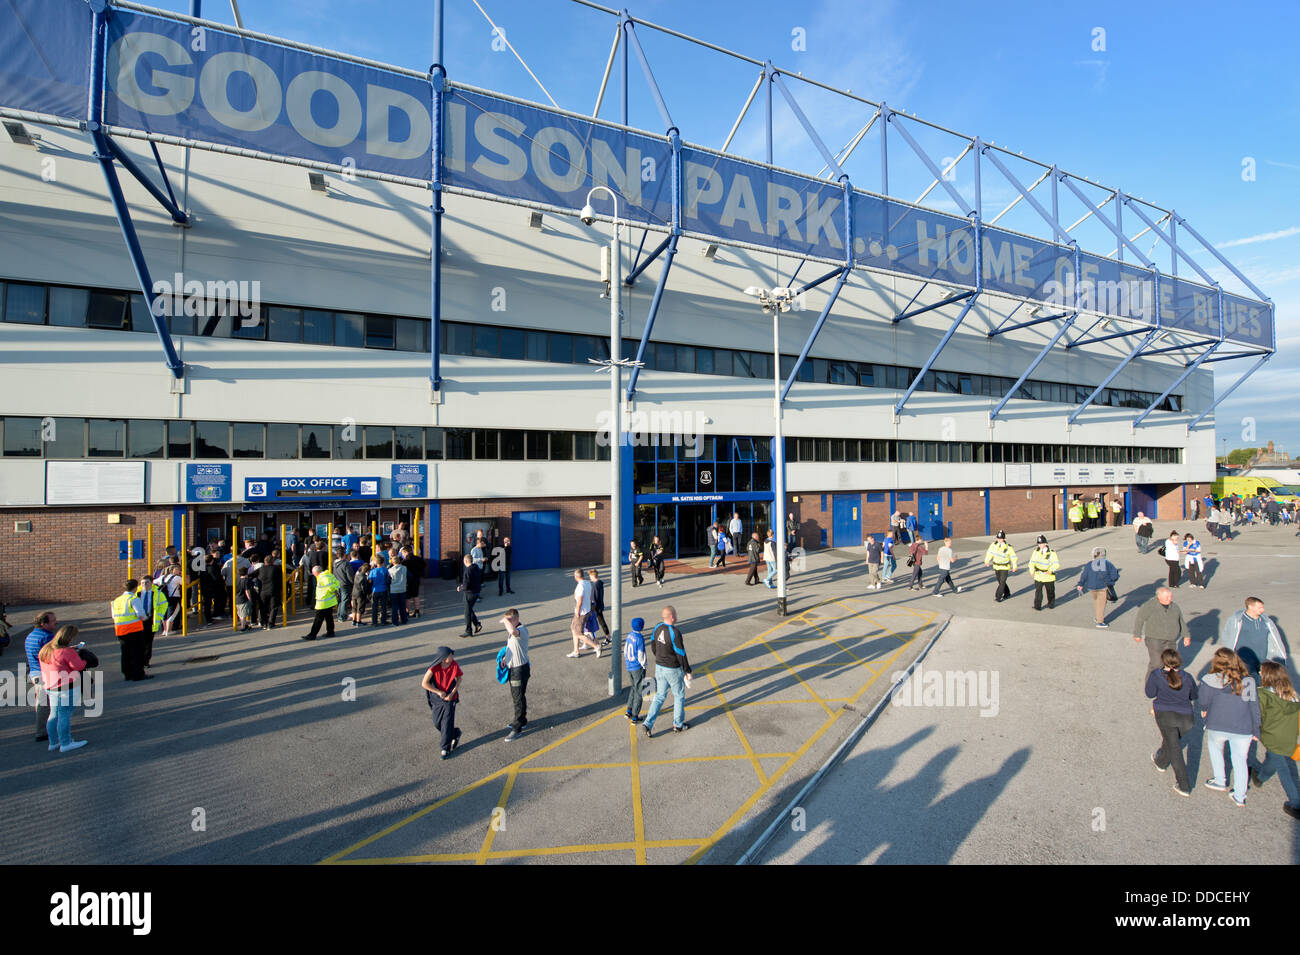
475;768;517;864
708;670;766;784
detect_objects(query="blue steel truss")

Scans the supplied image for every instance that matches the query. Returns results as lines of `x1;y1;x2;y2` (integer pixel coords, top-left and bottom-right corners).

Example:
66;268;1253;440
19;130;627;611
0;0;1276;424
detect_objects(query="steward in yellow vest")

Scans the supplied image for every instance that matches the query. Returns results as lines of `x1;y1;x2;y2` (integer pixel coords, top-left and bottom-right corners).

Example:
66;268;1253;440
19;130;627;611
1069;501;1084;531
110;579;150;681
304;566;341;640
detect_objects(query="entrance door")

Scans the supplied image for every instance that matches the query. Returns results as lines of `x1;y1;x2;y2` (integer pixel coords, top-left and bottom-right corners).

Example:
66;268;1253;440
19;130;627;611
1131;484;1158;521
918;492;944;540
677;504;713;558
832;495;861;548
509;510;560;571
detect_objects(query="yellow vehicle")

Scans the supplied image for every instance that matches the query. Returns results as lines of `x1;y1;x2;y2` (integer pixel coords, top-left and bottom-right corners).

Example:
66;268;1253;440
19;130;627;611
1211;476;1300;505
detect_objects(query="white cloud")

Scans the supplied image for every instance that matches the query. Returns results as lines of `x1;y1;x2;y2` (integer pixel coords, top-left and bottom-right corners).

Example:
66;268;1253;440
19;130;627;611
1217;226;1300;249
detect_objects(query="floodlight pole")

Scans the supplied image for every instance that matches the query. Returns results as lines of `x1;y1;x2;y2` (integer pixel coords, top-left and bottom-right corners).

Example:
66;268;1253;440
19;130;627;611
772;302;788;616
586;185;623;697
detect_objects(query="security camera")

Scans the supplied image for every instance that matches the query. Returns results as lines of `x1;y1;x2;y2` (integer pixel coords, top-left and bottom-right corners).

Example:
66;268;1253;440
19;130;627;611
743;286;764;297
579;204;596;225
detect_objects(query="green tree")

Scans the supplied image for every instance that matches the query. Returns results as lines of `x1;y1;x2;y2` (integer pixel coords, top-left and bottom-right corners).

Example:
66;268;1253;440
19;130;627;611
1226;447;1259;466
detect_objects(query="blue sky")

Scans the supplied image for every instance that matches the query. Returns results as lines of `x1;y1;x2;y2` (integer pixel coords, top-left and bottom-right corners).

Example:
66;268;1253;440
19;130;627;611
154;0;1299;456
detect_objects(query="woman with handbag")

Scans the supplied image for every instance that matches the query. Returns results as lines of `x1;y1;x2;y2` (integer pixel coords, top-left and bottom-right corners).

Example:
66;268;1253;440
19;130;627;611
1251;660;1300;819
1075;546;1120;629
907;536;928;591
39;624;89;754
1161;532;1182;588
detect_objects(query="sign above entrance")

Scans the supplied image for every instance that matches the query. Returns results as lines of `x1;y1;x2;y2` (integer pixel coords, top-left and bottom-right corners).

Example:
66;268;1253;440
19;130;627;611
391;464;428;499
670;493;724;504
244;476;380;502
186;463;231;503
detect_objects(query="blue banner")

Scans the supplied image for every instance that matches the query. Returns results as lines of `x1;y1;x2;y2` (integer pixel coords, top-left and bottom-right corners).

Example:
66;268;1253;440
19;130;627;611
0;0;91;120
245;476;380;502
1222;293;1271;347
103;8;432;179
390;463;427;499
186;463;231;502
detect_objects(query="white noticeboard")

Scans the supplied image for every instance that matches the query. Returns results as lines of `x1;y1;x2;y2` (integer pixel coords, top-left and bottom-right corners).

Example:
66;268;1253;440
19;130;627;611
45;461;146;505
1004;464;1031;486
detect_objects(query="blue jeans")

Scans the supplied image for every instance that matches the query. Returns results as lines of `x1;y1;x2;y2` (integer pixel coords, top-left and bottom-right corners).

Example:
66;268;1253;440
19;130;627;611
1256;749;1300;806
765;562;777;587
1205;728;1252;802
391;593;408;624
45;687;77;748
883;555;896;580
644;665;686;730
371;591;390;625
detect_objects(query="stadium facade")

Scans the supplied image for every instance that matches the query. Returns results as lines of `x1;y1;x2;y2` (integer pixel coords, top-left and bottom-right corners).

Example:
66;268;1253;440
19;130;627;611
0;1;1273;604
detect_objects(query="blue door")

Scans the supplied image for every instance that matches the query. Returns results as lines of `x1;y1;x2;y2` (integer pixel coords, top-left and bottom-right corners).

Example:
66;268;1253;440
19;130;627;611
918;492;944;540
832;495;862;548
510;510;561;571
1130;485;1158;521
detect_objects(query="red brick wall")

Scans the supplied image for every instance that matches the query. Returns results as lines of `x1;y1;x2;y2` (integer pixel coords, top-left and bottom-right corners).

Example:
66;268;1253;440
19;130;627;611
1155;484;1185;523
946;490;986;538
438;496;608;570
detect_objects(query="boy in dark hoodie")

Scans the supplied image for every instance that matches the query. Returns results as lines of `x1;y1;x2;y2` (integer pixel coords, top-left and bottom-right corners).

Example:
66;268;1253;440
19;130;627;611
624;616;647;724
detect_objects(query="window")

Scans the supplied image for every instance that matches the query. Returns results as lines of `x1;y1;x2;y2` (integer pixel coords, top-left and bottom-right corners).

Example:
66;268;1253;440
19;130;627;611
44;417;83;458
364;427;392;459
445;429;471;460
473;324;499;357
232;423;264;458
334;425;362;460
549;431;573;461
167;421;192;458
525;431;548;460
395;318;425;352
301;425;332;459
501;430;525;460
574;432;596;460
129;420;165;459
87;419;125;457
548;332;572;363
525;330;548;361
473;429;499;460
425;428;445;460
898;441;913;463
500;327;525;360
5;283;45;324
194;421;230;458
266;423;298;460
394;427;423;459
231;305;266;340
302;309;333;346
49;287;89;327
712;349;733;377
446;322;473;356
572;335;597;366
2;417;39;456
268;307;301;342
334;312;365;348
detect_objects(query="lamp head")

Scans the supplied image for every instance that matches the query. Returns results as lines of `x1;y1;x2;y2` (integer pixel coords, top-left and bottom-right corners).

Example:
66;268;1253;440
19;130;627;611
579;204;596;225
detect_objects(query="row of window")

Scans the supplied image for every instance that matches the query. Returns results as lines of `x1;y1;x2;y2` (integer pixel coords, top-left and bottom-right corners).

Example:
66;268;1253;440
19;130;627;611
787;438;1181;465
0;280;1180;412
0;418;611;462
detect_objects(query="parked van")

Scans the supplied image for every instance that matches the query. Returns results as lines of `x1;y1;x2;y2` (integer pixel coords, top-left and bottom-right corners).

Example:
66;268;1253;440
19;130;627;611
1212;475;1300;504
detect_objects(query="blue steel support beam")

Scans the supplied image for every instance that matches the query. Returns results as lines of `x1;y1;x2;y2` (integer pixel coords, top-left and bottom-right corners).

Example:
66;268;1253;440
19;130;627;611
770;73;847;182
895;292;980;417
101;135;188;224
150;141;182;212
986;301;1024;336
1060;178;1155;267
987;310;1068;338
1187;354;1271;430
1132;339;1222;428
1140;336;1220;357
1171;213;1273;304
1066;326;1150;349
989;314;1077;420
1067;328;1160;425
429;0;445;390
624;234;670;286
621;13;676;134
893;290;973;324
886;111;970;214
1121;198;1219;289
797;266;843;295
981;149;1070;239
1200;351;1270;365
624;234;679;400
779;268;851;404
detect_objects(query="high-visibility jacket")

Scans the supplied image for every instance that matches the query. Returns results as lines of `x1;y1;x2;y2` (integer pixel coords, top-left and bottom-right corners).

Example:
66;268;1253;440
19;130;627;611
314;570;341;610
1068;504;1083;524
138;586;168;633
1086;502;1100;518
984;542;1018;572
1110;500;1123;514
111;591;144;636
1028;548;1060;583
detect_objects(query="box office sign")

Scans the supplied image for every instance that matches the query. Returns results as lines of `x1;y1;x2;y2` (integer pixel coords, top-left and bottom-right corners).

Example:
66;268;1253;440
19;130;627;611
244;476;380;502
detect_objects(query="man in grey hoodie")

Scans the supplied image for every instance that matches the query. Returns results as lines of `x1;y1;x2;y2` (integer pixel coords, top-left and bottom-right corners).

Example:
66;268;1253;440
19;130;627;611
1132;586;1189;672
1220;597;1287;679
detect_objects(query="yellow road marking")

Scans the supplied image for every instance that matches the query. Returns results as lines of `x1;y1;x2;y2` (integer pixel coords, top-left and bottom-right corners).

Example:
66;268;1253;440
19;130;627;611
334;838;708;864
707;670;767;784
475;768;517;864
516;753;796;773
629;719;646;865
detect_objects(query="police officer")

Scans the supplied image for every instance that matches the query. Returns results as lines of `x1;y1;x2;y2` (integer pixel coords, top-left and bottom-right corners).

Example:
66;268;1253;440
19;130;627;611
111;579;151;681
303;565;341;640
1028;535;1060;611
983;531;1018;602
1068;498;1084;532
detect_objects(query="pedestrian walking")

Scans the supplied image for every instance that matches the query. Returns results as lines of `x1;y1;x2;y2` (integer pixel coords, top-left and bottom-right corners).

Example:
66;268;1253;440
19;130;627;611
1132;586;1189;671
907;535;928;590
1181;533;1205;589
1028;536;1058;610
588;569;611;644
707;523;719;568
629;539;645;588
332;548;354;622
1161;531;1182;588
650;536;666;587
39;624;89;754
567;568;601;657
1145;648;1198;796
624;615;648;724
422;646;462;759
1220;596;1286;679
1075;546;1120;629
1251;661;1300;820
864;535;883;590
1200;648;1261;807
25;610;57;742
745;532;762;585
983;531;1018;602
763;529;778;589
500;609;530;740
456;555;482;637
642;605;691;738
882;532;896;583
302;565;340;640
1133;512;1154;553
931;537;961;596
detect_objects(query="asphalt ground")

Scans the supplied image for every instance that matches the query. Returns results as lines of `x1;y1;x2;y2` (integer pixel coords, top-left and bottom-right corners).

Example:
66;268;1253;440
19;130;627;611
4;518;1292;865
755;520;1300;865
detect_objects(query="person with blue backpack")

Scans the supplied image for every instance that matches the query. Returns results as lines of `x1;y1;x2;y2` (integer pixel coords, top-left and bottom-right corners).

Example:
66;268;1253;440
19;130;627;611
624;616;648;724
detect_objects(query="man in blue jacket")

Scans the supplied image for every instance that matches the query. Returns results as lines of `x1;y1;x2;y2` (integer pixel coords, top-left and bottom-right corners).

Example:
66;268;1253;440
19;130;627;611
643;605;692;738
25;610;57;742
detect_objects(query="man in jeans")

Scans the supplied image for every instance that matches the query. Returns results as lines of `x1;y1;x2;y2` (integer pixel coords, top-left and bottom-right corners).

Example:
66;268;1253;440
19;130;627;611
864;536;883;590
25;611;57;742
500;609;530;740
931;537;961;596
642;605;692;738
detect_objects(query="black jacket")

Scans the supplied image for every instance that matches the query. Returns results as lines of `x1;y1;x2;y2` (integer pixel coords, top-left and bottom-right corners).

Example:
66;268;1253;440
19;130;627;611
649;622;691;673
459;562;483;594
747;538;761;563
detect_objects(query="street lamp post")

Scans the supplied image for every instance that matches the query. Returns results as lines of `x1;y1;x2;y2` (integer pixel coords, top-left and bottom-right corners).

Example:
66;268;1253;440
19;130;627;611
581;186;624;694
